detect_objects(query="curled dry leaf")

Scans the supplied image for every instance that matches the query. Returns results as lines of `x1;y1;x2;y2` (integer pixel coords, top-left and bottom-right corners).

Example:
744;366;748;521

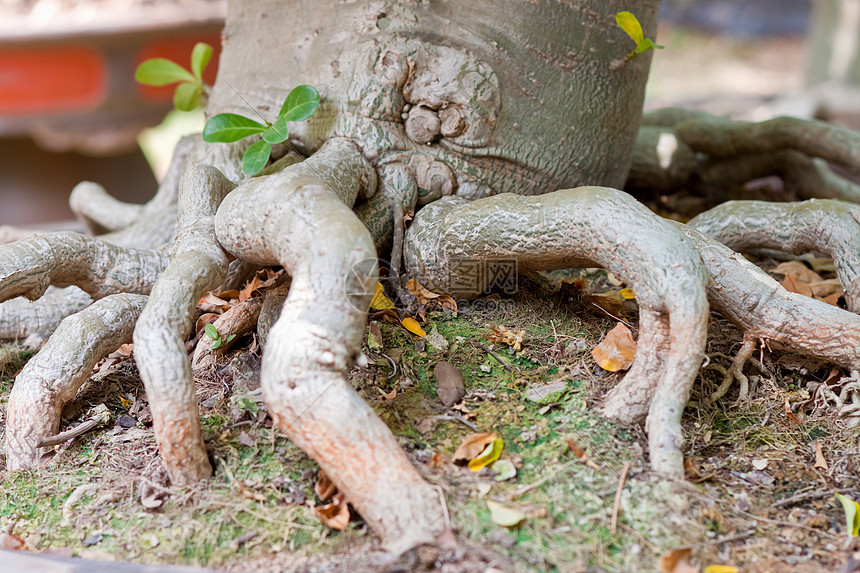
487;326;525;352
198;292;234;314
405;278;458;313
315;469;338;501
772;261;822;285
780;273;813;298
592;322;636;372
314;492;350;530
814;440;829;472
453;432;498;465
401;316;426;337
659;548;697;573
486;499;526;528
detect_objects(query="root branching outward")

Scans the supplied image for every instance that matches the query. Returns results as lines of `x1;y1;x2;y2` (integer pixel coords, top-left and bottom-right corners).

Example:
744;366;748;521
5;102;860;555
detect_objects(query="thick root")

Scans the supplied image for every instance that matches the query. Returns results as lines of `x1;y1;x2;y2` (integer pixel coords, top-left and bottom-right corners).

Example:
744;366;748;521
680;223;860;370
0;232;169;303
5;294;147;470
133;165;235;485
192;297;263;372
216;138;449;553
404;187;710;476
688;199;860;312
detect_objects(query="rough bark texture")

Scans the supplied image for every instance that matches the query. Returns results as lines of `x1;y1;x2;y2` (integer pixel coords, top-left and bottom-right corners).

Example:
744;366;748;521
133;165;235;485
404;187;709;474
5;294;147;470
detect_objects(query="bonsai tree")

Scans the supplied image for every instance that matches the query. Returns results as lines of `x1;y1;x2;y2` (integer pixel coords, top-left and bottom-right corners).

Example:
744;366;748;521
3;0;860;554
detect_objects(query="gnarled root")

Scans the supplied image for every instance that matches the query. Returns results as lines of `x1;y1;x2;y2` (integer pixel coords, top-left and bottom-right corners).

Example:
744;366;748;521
680;223;860;371
404;187;710;476
688;199;860;312
216;138;449;553
5;294;147;470
133;165;235;485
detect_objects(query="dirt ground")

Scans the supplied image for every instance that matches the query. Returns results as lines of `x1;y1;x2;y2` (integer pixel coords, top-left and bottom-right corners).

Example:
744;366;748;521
1;26;859;573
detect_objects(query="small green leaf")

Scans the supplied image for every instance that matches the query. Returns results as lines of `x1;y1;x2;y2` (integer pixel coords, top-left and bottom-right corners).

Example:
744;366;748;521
835;493;860;537
636;37;665;55
242;139;273;175
210;339;222;350
226;334;237;343
616;11;664;56
135;58;196;86
262;114;290;144
205;323;219;340
173;82;202;112
190;42;213;81
278;85;320;122
203;114;266;143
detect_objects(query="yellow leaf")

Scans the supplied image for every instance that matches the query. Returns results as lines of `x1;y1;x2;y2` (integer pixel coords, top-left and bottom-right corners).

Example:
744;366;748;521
592;322;637;372
401;316;426;337
835;492;860;536
704;566;739;573
452;432;498;465
620;288;636;300
370;282;396;310
486;500;526;528
468;438;504;472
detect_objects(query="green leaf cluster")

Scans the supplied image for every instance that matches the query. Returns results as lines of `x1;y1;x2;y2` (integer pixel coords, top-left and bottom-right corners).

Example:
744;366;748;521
616;11;664;57
204;322;236;350
202;85;320;175
135;42;213;112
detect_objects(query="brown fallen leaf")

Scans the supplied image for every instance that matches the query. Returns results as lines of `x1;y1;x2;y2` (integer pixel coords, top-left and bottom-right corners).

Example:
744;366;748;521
405;278;458;313
198;292;233;314
195;312;220;334
487;326;525;352
314;492;350;530
435;361;465;407
780;273;813;297
821;292;842;306
566;438;600;470
380;386;397;401
814;440;829;472
809;278;843;299
315;470;338;501
452;432;498;465
0;524;26;551
772;261;823;285
592;322;637;372
659;548;697;573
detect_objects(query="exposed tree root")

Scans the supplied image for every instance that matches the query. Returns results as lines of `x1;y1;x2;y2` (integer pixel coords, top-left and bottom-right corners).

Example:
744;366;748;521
708;334;757;404
405;187;710;476
688;199;860;312
5;294;147;470
192;297;263;372
216;138;449;553
133;165;235;485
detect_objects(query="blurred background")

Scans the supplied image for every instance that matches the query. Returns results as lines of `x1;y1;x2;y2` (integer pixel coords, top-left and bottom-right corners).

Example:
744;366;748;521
0;0;857;225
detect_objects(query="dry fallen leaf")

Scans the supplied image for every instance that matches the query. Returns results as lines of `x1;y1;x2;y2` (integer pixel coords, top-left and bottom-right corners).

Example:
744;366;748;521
814;440;829;472
772;261;822;284
401;316;426;337
780;273;813;297
704;567;738;573
592;322;637;372
488;326;525;352
452;432;498;465
405;278;458;313
468;438;504;472
486;500;526;528
659;548;697;573
370;282;396;310
315;470;338;501
314;492;350;530
198;292;233;314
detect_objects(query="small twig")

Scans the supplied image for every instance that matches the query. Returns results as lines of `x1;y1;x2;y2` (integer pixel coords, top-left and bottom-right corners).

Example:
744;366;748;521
772;487;855;508
472;341;518;373
610;461;630;535
426;403;479;431
37;405;110;447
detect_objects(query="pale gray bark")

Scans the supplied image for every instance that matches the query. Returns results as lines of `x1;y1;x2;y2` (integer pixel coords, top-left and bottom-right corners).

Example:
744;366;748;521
5;294;147;470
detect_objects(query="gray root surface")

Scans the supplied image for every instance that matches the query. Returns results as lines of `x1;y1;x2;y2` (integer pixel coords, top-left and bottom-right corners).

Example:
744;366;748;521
215;138;449;553
404;187;709;476
133;165;235;485
192;297;263;372
5;294;147;470
688;199;860;312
